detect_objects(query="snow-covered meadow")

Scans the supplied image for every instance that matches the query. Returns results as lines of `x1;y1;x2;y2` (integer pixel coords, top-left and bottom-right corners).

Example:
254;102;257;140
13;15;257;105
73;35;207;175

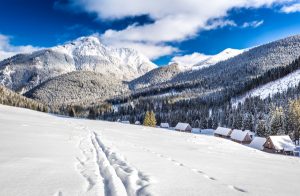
0;104;300;196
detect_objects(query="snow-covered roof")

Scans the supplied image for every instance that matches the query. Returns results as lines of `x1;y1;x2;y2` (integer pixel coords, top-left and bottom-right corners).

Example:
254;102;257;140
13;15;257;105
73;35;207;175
135;121;141;125
175;123;191;130
230;129;251;142
249;137;267;150
214;127;232;136
160;123;170;128
268;135;295;151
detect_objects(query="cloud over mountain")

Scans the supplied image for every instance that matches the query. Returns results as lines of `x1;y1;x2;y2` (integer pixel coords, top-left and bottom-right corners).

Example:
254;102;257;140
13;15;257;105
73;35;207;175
58;0;290;59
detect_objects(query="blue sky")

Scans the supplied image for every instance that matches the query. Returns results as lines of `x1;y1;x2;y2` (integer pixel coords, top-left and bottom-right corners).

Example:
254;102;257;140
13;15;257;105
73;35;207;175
0;0;300;65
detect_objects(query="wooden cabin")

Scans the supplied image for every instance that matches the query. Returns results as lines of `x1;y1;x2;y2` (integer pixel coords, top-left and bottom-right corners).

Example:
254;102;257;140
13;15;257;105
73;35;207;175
263;135;295;154
175;123;192;132
214;127;232;138
249;137;267;150
160;123;170;128
230;129;252;144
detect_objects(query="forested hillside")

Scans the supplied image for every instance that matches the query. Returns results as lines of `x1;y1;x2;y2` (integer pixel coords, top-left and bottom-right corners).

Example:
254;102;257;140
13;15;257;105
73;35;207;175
0;85;48;112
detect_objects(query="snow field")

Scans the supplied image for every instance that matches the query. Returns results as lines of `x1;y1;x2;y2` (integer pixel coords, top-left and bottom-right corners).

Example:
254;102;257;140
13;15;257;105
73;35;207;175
1;104;300;196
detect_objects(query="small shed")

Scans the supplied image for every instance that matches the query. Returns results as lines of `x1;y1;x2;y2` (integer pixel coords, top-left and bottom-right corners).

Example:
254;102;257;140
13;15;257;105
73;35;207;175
214;127;232;138
249;137;267;150
230;129;252;144
263;135;295;154
135;121;141;125
175;123;192;132
160;123;170;128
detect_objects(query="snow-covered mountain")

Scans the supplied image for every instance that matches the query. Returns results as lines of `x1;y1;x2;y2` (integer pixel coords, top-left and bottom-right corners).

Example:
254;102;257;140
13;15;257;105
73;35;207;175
192;48;245;70
170;48;245;71
0;36;156;93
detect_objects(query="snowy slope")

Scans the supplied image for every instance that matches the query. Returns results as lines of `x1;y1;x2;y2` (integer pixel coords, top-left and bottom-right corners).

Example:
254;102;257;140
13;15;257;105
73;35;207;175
170;48;245;71
1;104;300;196
232;69;300;105
0;36;156;93
192;48;245;70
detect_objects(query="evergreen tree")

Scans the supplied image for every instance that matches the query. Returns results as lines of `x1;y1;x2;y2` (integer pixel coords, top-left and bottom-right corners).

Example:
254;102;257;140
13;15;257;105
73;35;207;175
207;118;213;129
143;111;157;127
269;107;285;135
150;111;157;127
243;113;253;131
288;99;300;143
256;120;267;137
200;118;207;129
233;113;243;129
88;108;96;119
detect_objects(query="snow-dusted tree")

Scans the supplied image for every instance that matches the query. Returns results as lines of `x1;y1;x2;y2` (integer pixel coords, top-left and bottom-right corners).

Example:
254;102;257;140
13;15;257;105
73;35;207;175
288;99;300;143
269;106;285;135
243;113;254;131
233;113;243;129
200;118;207;129
212;116;218;129
256;120;268;137
207;118;213;129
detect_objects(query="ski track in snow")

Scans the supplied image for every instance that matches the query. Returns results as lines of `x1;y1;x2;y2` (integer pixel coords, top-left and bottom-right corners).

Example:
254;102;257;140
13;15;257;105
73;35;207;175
70;121;153;196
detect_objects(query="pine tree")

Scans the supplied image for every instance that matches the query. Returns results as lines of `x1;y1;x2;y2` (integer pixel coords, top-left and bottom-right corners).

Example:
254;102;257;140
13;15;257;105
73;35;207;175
233;113;243;129
207;117;213;129
200;118;207;129
150;111;157;127
243;113;253;131
269;106;285;135
88;108;96;119
143;111;157;127
288;99;300;143
256;120;267;137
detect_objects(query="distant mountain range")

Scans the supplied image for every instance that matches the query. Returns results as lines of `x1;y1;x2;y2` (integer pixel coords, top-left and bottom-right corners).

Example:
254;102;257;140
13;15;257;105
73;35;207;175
1;34;300;109
0;36;156;94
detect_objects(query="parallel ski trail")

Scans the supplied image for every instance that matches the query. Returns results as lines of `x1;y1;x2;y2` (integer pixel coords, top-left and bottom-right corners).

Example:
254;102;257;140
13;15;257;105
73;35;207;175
91;131;153;196
71;119;154;196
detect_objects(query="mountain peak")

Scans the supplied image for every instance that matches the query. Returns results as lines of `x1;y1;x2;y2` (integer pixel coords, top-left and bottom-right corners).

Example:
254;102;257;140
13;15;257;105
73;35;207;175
192;48;245;70
0;35;157;93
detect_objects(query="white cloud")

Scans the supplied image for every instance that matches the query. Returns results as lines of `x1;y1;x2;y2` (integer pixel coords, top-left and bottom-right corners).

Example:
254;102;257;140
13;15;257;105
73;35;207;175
59;0;290;59
281;3;300;13
171;52;211;67
0;34;41;61
242;20;264;28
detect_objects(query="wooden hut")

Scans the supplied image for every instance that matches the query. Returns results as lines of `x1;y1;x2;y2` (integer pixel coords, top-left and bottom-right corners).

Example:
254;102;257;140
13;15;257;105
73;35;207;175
214;127;232;138
160;123;170;128
263;135;295;154
175;123;192;132
230;129;252;144
249;137;267;150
